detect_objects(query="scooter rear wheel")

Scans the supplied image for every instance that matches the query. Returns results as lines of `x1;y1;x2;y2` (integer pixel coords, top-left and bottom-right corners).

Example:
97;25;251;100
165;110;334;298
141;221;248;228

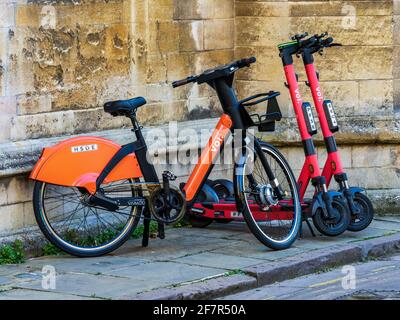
347;193;374;232
312;198;350;236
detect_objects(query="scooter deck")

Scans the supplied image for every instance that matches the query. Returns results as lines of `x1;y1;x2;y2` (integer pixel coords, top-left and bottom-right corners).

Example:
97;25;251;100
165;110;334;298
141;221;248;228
189;199;308;221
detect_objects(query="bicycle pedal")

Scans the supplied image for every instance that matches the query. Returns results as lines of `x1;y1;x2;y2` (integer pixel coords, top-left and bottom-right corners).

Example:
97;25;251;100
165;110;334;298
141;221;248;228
162;170;177;181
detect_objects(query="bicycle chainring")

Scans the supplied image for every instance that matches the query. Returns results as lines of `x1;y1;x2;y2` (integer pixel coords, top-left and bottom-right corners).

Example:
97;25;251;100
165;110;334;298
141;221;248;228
149;186;186;224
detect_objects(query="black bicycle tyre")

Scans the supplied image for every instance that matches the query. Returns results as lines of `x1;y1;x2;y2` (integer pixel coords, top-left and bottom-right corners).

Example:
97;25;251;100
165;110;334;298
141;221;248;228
33;179;142;257
236;142;302;250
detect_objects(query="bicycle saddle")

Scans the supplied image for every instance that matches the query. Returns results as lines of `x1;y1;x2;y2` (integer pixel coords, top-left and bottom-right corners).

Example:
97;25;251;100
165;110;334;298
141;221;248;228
104;97;146;117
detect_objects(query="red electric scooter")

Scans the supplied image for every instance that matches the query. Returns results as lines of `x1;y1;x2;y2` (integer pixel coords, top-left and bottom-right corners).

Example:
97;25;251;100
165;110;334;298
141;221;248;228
277;34;351;236
296;32;374;232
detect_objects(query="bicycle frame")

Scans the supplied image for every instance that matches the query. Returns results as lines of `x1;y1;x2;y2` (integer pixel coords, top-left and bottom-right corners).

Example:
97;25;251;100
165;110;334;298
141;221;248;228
183;114;232;202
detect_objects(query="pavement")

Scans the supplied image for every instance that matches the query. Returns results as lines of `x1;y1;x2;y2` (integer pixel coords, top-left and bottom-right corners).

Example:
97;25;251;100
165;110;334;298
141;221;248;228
221;253;400;300
0;216;400;300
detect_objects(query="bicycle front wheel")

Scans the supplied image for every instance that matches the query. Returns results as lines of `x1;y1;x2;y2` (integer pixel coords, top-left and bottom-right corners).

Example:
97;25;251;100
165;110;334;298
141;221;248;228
235;141;301;250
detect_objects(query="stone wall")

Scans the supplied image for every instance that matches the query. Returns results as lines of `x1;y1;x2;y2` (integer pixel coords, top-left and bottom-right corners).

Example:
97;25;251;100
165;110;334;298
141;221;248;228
0;0;399;241
235;0;400;208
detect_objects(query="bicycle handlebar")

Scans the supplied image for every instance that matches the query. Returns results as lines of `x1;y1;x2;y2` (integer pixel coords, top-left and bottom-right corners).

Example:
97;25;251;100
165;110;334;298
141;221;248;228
172;76;197;88
235;56;257;68
172;57;256;88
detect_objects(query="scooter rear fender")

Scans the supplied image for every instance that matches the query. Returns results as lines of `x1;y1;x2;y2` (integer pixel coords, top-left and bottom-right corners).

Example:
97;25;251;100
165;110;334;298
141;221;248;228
30;136;143;194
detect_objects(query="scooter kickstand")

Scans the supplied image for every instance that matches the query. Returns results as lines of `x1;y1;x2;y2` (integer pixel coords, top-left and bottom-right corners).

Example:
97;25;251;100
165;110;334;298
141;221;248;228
305;219;316;237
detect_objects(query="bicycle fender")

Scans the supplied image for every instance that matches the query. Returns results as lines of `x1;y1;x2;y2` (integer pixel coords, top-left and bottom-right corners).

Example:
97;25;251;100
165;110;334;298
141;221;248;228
310;190;344;216
342;186;365;196
30;136;143;194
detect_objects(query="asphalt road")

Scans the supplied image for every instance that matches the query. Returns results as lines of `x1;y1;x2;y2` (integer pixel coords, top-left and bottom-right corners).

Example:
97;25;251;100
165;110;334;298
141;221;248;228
222;253;400;300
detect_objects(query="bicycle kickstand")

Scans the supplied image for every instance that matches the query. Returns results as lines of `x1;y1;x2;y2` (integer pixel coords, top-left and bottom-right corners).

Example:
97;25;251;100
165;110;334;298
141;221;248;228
305;219;316;237
141;205;151;247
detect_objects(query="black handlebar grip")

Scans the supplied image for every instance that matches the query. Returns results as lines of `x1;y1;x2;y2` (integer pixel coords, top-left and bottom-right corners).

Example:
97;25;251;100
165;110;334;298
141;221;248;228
236;56;256;68
172;76;196;88
322;37;334;46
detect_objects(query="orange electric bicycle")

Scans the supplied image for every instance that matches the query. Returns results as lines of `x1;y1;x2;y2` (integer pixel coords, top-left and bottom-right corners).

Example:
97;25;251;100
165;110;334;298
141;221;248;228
30;57;301;257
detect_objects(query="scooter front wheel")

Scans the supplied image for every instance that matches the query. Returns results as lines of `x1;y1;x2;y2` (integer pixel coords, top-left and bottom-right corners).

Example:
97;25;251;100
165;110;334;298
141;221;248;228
347;193;374;232
312;198;350;236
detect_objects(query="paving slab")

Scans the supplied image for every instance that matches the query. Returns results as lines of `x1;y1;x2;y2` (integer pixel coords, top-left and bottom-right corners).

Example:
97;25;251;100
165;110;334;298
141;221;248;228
26;255;149;275
222;254;400;300
103;261;227;289
172;252;264;270
209;240;304;261
0;288;97;300
16;273;149;299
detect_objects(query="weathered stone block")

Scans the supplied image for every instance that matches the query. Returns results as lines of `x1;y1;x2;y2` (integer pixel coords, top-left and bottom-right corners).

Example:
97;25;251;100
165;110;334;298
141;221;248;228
393;46;400;80
352;145;397;169
345;167;400;189
204;19;234;50
146;54;167;84
394;15;400;46
318;46;393;81
148;0;174;21
51;87;96;111
213;0;235;19
105;24;130;60
292;16;393;46
5;176;33;205
236;1;289;17
192;49;234;74
317;81;359;117
0;2;15;28
173;0;214;20
286;147;304;171
78;25;107;60
234;46;284;83
290;1;392;17
395;0;400;15
179;21;204;52
10;110;75;141
166;53;191;82
0;203;24;235
16;4;40;28
17;94;52;115
146;83;172;103
235;16;290;47
394;79;400;114
148;21;179;54
358;80;393;115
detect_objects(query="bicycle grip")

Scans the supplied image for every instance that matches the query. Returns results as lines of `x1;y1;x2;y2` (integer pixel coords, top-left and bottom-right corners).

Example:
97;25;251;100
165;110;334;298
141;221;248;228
236;57;256;68
172;76;196;88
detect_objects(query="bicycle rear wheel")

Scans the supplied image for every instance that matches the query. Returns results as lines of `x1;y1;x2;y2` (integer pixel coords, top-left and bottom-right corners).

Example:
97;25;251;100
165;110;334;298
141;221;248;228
33;179;142;257
235;141;301;250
